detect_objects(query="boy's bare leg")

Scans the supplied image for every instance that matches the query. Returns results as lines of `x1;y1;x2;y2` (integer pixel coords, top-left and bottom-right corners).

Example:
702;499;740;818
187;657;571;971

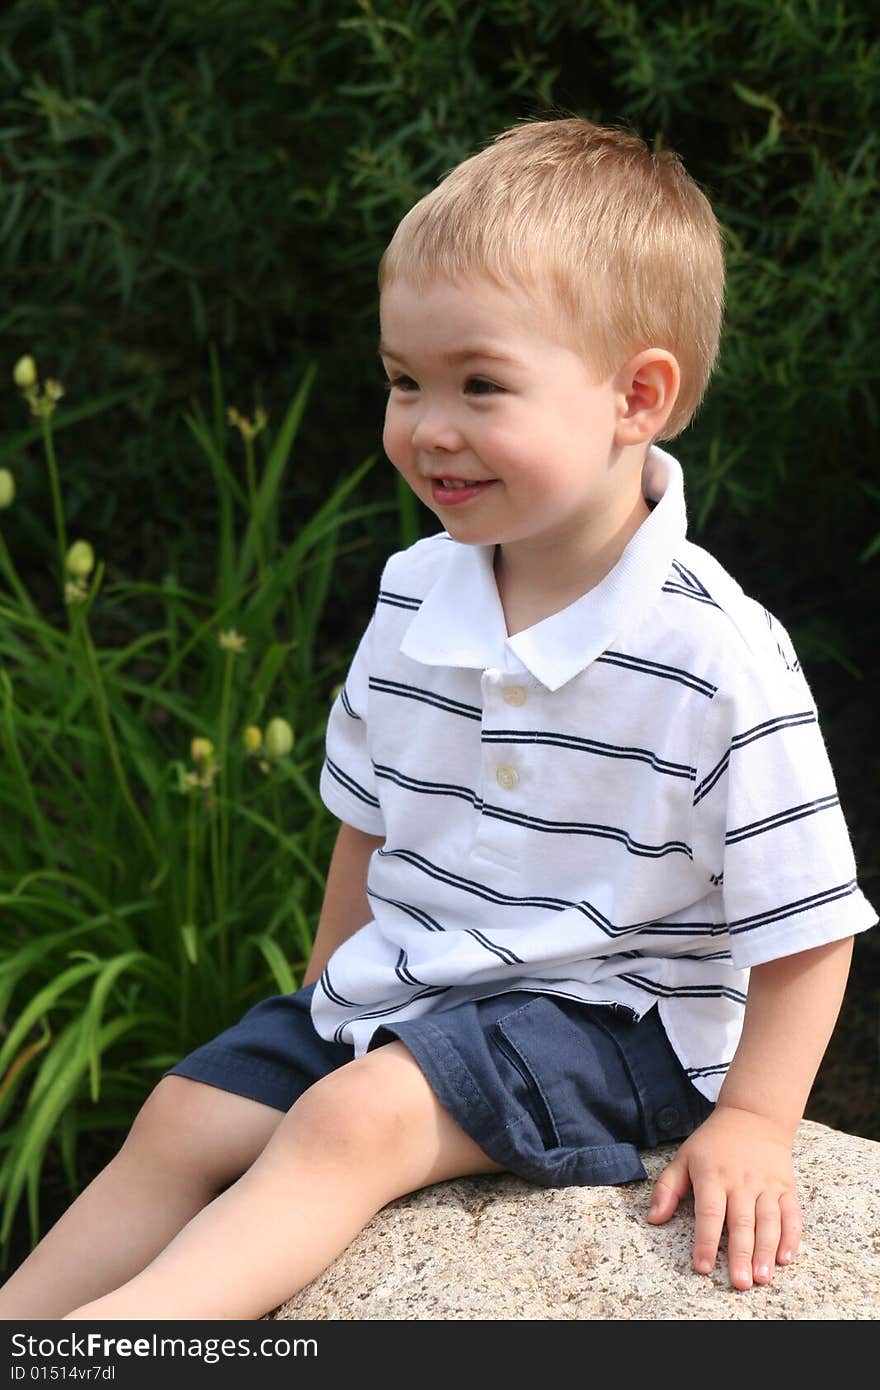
0;1079;283;1320
65;1042;505;1321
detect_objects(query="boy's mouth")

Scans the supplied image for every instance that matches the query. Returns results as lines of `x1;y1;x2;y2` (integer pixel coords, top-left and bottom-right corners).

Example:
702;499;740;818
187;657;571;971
430;476;496;506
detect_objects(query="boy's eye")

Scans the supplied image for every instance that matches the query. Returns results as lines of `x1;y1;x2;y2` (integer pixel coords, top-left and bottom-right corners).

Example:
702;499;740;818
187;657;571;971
464;377;502;395
384;374;418;392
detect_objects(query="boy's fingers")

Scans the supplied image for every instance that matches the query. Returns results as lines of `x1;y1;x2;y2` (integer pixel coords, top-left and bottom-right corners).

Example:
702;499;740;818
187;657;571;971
647;1156;690;1223
691;1178;727;1275
777;1190;803;1268
751;1191;782;1284
724;1192;758;1289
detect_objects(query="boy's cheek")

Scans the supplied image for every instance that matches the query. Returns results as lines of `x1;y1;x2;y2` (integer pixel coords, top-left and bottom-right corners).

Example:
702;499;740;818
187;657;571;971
382;419;403;465
383;418;416;472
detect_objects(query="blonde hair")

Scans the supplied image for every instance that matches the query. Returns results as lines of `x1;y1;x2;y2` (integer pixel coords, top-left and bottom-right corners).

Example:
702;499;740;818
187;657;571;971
379;117;725;438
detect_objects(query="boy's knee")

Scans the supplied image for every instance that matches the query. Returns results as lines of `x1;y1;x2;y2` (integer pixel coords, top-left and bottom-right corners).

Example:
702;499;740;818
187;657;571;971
122;1076;213;1166
121;1075;280;1192
284;1050;419;1161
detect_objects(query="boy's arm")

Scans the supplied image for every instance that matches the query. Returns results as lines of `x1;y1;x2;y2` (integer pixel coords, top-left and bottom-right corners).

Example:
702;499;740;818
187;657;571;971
301;821;384;987
647;935;854;1290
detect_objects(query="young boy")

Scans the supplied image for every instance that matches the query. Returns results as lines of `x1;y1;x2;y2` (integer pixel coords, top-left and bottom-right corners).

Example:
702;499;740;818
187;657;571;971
2;117;875;1322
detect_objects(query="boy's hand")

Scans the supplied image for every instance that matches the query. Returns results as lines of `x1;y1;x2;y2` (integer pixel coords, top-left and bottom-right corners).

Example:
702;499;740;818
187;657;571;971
646;1105;802;1290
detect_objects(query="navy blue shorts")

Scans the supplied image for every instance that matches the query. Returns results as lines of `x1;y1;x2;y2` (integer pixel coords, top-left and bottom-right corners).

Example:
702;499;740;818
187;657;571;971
164;986;713;1188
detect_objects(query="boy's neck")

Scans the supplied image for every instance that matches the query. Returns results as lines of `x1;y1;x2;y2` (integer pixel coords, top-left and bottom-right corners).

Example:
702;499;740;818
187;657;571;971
493;485;651;638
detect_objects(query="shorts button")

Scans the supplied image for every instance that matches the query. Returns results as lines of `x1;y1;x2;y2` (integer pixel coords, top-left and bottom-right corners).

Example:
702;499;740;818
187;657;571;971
501;684;527;706
495;764;519;790
655;1105;680;1132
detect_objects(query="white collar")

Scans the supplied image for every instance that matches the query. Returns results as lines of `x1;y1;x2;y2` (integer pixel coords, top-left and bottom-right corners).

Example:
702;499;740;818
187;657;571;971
399;445;687;692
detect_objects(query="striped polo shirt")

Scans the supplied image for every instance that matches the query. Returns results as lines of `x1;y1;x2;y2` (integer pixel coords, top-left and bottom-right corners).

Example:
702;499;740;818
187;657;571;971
313;445;876;1099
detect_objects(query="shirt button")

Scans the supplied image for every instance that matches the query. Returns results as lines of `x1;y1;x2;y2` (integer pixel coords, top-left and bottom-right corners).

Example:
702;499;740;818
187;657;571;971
501;685;527;707
495;764;519;790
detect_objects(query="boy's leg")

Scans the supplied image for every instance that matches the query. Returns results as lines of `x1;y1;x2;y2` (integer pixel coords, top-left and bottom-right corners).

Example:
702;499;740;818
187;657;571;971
65;1041;505;1322
0;1077;284;1320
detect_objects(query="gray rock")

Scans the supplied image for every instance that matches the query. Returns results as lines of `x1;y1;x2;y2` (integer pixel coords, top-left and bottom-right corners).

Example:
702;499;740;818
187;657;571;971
274;1121;879;1320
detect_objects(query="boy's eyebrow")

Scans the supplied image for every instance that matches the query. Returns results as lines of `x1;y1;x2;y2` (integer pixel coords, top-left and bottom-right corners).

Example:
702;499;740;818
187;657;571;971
378;340;524;367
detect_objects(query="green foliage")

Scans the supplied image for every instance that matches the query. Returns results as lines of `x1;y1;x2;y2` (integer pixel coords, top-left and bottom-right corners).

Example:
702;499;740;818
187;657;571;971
0;354;387;1257
1;0;877;633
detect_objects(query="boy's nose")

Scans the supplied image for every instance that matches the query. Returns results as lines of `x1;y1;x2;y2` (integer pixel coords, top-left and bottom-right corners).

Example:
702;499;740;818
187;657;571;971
410;408;463;453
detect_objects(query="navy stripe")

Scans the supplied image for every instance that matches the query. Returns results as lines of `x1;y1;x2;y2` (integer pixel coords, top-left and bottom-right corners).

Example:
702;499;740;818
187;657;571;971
729;879;858;935
465;927;524;966
378;588;421;611
675;950;733;962
373;763;480;809
686;1062;731;1080
367;889;445;932
483;802;693;859
369;677;483;722
482;729;695;781
610;948;732;963
661;582;721;609
395;948;426;986
693;749;730;805
596;651;717;698
730;711;817;751
671;559;712;596
618;973;747;1006
319;964;361;1009
324;757;381;808
376;847;649;939
776;642;800;673
693;710;818;805
371;764;692;858
340;685;361;720
378;846;593;915
330;985;452;1044
631;920;727;938
517;986;641;1019
725;793;839;846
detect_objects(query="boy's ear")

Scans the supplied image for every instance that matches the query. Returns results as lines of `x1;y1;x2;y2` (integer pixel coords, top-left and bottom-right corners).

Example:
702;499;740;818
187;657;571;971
613;349;680;445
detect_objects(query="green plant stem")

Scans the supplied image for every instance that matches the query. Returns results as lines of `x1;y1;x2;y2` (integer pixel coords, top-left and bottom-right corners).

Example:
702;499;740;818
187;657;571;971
0;671;55;867
243;433;265;581
208;792;224;1012
0;534;35;612
73;607;159;869
0;547;62;665
181;791;198;1044
185;792;197;928
41;413;67;589
216;650;235;990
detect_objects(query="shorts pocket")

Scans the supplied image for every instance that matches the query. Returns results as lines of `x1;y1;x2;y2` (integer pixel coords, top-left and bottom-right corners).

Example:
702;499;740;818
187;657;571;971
490;998;565;1151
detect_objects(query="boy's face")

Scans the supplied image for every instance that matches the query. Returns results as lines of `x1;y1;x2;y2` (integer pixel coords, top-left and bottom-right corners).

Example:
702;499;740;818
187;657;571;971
379;275;637;565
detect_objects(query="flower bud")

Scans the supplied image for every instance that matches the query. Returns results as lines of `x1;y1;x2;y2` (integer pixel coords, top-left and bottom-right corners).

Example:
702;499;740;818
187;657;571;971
264;717;294;759
65;540;95;579
0;469;14;508
243;725;263;753
13;355;37;390
190;736;215;765
218;628;247;653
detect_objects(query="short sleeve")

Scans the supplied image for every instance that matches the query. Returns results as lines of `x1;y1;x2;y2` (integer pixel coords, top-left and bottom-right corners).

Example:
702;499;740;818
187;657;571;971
692;631;877;969
319;610;386;837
